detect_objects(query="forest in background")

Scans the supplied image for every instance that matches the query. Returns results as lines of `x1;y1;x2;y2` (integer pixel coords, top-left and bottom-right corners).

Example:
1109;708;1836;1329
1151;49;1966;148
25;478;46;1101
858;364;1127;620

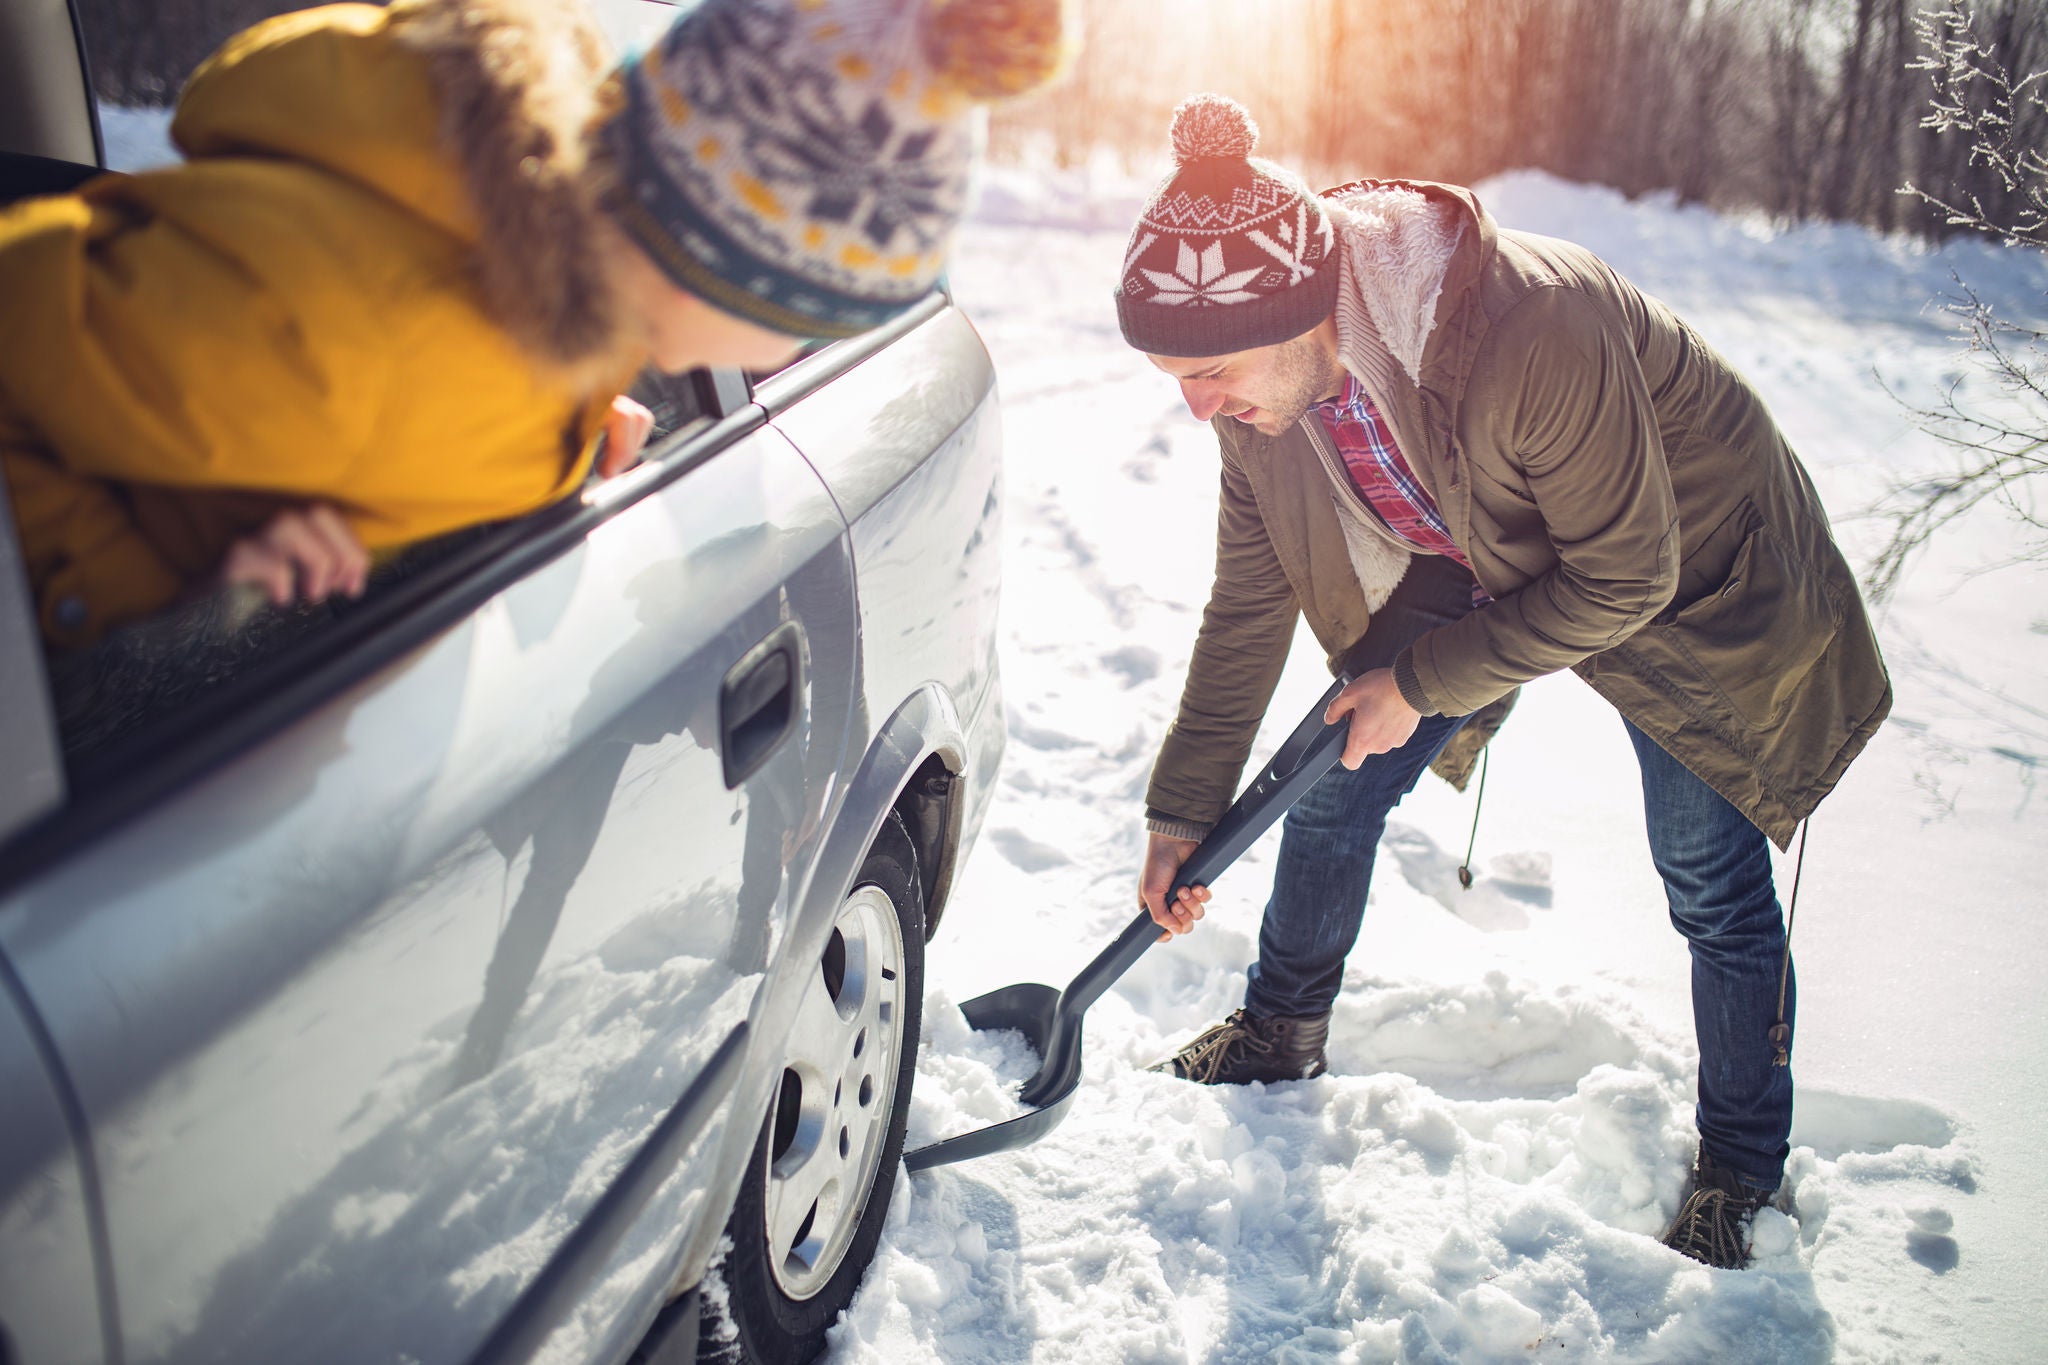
73;0;2047;241
985;0;2046;241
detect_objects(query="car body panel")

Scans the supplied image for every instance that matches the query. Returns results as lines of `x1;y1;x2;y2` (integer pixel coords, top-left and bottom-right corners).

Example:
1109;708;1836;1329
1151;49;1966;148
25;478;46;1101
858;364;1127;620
5;3;1009;1360
0;964;106;1365
651;304;1009;1298
767;304;1008;884
0;425;864;1365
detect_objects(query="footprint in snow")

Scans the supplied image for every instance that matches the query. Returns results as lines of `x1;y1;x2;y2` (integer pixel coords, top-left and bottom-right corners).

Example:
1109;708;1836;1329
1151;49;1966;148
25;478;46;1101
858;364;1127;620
1100;644;1161;687
1907;1206;1961;1272
1122;433;1168;484
1778;1088;1974;1279
1789;1089;1959;1162
989;827;1070;874
1380;822;1552;931
1008;718;1089;752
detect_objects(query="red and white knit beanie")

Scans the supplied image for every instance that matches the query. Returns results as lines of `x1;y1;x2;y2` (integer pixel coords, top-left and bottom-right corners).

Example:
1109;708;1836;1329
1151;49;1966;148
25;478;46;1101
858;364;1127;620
1115;94;1339;357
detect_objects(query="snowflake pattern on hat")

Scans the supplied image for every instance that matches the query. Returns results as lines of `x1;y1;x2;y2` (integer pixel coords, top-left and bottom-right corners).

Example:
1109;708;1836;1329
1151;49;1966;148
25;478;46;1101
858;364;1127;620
650;0;963;262
1142;241;1263;307
1123;181;1333;308
606;0;1034;338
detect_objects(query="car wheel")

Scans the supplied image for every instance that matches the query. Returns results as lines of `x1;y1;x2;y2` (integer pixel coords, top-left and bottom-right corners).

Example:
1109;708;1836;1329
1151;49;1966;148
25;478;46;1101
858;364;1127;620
700;812;923;1364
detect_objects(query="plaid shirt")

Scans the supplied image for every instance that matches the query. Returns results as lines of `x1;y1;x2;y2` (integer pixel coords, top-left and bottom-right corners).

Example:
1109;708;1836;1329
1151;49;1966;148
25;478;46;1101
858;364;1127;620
1314;375;1491;604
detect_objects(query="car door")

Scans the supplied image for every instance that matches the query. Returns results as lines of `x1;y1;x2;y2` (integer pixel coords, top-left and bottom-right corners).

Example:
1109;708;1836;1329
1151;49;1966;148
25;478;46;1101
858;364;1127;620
0;402;857;1365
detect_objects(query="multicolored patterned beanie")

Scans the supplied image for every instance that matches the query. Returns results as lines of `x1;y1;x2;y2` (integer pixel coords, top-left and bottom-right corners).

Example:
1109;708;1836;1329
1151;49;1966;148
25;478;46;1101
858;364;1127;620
604;0;1069;340
1116;94;1338;358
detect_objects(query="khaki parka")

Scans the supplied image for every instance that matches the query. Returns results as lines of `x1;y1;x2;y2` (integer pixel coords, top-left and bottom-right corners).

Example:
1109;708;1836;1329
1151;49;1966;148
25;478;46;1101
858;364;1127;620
1146;182;1890;849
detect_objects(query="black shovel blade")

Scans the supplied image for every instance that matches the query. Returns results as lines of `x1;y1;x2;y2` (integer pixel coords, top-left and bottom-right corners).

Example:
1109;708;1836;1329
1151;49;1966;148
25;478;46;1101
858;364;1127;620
903;982;1077;1171
901;679;1353;1175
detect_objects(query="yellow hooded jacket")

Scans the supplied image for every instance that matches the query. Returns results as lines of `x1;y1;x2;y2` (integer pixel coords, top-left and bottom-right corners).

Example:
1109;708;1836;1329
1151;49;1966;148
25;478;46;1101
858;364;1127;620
0;1;634;650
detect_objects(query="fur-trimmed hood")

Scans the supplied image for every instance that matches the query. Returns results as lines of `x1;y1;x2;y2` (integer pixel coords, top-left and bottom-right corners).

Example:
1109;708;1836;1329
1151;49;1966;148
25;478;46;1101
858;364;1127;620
173;0;625;371
5;0;645;648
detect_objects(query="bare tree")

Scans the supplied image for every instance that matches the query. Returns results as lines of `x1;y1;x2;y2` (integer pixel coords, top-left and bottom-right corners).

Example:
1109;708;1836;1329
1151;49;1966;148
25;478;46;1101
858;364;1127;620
985;0;2042;248
1868;0;2048;600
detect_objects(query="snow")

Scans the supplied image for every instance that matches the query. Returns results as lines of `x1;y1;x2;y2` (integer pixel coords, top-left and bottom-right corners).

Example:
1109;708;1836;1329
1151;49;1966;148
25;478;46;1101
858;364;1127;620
99;105;178;173
832;167;2048;1362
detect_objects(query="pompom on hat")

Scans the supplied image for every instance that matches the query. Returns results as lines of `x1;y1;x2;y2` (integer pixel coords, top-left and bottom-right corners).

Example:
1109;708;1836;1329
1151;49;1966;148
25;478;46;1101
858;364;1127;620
605;0;1072;340
1116;94;1338;357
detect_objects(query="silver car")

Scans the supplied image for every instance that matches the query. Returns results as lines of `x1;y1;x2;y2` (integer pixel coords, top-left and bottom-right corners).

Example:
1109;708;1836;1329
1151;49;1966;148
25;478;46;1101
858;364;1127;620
0;4;1006;1363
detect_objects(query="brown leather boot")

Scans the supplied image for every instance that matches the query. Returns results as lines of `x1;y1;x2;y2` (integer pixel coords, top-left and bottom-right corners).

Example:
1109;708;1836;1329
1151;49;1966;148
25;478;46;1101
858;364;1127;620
1660;1150;1774;1269
1152;1008;1331;1084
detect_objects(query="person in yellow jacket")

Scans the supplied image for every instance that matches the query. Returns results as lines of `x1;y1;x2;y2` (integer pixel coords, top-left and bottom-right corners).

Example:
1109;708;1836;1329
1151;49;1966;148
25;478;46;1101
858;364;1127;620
0;0;1070;651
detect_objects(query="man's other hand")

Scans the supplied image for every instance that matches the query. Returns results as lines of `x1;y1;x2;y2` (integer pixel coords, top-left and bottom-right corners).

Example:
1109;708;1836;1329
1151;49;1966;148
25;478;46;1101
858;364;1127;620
218;504;368;607
1140;830;1210;941
598;394;656;478
1325;667;1421;769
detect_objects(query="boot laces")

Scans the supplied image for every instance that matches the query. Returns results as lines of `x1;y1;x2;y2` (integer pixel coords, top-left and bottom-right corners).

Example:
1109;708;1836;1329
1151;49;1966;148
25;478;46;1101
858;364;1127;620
1172;1009;1274;1083
1663;1183;1759;1270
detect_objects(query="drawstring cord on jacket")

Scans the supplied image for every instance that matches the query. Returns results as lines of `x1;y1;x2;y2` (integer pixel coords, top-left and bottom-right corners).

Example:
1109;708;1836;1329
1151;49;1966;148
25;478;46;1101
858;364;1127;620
1456;748;1489;891
1769;821;1809;1067
1452;752;1804;1069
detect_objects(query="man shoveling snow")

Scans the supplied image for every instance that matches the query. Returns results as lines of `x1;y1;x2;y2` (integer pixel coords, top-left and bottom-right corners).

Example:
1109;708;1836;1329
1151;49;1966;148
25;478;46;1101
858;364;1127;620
1118;95;1891;1270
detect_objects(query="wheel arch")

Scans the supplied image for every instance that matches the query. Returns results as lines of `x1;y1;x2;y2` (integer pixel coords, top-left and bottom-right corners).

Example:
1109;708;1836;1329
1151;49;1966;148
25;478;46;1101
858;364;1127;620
660;683;971;1307
811;683;967;951
891;753;964;942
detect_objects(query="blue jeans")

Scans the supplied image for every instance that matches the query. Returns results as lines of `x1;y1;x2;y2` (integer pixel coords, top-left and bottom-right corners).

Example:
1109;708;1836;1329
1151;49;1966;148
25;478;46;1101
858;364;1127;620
1243;557;1793;1190
1625;718;1793;1191
1242;555;1477;1024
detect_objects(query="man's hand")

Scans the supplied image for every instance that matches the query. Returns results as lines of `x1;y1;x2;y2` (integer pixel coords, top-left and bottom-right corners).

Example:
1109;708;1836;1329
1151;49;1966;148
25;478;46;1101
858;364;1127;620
218;504;368;607
1140;830;1210;941
597;394;656;478
1324;667;1422;769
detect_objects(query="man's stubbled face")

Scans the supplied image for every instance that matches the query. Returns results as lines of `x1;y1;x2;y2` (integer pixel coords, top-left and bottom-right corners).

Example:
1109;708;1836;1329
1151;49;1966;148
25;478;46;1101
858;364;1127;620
1147;323;1344;436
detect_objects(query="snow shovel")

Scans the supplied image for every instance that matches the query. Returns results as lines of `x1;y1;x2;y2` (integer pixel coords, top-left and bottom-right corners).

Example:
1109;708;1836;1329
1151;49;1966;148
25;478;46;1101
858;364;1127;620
904;676;1354;1172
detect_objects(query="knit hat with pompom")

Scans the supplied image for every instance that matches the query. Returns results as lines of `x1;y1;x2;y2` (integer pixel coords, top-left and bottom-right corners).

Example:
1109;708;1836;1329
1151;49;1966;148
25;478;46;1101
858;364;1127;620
605;0;1072;339
1116;94;1337;357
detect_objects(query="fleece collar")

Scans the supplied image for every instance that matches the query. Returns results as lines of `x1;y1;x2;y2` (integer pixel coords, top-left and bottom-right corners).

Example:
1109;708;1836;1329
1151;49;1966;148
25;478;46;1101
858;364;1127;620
1324;182;1467;397
1292;182;1474;617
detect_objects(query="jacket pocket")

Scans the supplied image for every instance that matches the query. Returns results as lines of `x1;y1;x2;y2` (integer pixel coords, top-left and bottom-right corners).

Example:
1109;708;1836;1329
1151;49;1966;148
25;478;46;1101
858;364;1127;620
1641;505;1843;731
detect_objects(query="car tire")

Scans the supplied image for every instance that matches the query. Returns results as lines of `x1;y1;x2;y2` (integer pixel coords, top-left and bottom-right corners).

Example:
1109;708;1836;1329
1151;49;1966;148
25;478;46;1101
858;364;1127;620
699;812;924;1364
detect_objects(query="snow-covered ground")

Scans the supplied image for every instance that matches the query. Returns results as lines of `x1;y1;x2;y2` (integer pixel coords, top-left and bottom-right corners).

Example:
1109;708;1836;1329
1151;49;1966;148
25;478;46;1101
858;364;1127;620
832;168;2048;1362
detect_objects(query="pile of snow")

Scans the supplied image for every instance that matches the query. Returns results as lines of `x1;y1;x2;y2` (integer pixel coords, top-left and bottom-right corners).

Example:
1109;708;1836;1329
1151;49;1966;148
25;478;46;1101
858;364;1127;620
830;168;2045;1361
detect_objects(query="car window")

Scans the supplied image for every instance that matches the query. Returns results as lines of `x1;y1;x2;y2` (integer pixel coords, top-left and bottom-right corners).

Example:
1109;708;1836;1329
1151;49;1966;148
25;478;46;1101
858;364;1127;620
78;1;690;172
73;0;313;170
44;357;746;778
33;0;784;783
628;365;719;445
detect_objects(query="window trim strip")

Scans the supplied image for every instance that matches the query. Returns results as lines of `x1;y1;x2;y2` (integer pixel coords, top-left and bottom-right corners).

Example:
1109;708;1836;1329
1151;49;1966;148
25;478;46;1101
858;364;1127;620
752;292;949;416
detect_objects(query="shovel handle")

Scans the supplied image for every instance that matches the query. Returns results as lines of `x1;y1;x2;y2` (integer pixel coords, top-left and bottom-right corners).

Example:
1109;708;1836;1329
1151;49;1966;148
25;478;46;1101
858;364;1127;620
1057;677;1352;1018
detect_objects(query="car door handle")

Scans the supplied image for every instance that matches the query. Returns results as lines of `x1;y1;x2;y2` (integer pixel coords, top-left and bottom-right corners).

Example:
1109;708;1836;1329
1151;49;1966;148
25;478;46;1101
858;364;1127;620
719;622;803;789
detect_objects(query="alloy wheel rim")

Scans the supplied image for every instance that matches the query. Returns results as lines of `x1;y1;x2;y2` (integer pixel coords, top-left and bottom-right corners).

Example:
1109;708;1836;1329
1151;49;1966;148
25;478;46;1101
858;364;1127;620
763;883;906;1300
